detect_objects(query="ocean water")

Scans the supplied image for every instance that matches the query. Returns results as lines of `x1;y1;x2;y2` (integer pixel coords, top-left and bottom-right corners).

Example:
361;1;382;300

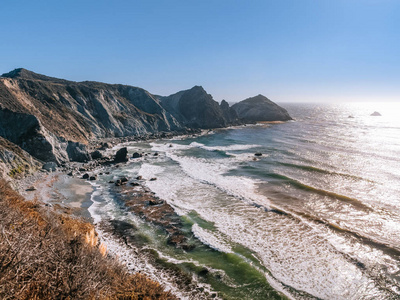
89;102;400;299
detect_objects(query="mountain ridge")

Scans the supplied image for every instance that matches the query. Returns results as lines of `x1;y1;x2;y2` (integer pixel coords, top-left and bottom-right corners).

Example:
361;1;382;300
0;68;291;178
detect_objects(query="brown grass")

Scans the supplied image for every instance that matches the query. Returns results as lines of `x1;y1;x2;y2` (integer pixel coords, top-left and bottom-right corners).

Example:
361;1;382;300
0;179;176;300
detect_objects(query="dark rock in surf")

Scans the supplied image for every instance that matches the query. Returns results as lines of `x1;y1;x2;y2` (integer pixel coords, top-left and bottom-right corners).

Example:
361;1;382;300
114;147;128;163
82;173;89;179
254;152;262;157
132;152;141;158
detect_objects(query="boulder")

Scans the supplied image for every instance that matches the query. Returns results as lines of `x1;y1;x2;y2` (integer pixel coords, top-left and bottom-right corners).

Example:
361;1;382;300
132;152;141;158
254;152;262;157
42;162;57;172
114;147;128;163
66;141;91;162
89;175;97;181
82;173;89;179
91;150;103;160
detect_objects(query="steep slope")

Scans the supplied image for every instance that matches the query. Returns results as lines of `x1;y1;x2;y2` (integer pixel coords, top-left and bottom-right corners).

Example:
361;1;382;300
160;86;234;129
0;69;292;166
0;136;41;180
0;68;182;163
232;94;292;122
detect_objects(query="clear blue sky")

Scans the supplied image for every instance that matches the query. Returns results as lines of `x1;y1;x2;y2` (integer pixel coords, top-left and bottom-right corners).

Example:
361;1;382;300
1;0;399;102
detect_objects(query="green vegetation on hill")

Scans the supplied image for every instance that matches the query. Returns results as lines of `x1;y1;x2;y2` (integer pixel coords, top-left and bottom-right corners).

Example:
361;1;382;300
0;179;175;300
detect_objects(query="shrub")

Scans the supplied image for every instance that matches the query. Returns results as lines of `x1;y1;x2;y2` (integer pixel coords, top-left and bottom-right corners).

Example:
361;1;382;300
0;179;175;299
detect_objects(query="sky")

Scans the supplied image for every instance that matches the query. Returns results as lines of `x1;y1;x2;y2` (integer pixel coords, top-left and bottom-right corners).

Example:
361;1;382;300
0;0;399;103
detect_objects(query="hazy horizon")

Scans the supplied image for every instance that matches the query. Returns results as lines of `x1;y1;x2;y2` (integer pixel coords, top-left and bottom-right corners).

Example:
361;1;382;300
1;0;398;103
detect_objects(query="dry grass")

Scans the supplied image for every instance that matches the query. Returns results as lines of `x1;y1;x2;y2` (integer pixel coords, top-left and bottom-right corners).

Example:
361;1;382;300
0;179;176;300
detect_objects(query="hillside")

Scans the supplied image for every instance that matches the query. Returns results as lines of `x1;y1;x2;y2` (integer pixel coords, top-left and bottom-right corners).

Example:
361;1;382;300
0;68;291;169
0;179;175;299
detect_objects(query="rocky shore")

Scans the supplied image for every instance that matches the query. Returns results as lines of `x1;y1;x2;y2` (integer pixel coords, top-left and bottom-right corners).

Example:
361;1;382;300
14;131;222;299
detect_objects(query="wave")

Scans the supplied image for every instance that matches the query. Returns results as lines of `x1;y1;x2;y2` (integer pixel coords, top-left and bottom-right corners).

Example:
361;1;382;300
192;224;233;253
278;162;370;181
266;172;373;211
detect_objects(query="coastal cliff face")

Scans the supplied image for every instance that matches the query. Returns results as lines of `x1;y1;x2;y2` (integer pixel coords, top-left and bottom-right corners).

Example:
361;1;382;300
0;68;291;168
0;136;41;180
159;86;235;129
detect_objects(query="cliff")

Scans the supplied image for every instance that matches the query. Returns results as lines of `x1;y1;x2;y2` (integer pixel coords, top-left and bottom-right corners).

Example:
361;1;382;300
0;68;291;168
232;94;292;122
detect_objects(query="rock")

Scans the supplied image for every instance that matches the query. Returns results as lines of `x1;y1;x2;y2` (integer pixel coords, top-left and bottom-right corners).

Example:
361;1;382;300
160;86;229;129
79;167;86;172
254;152;262;157
232;94;292;122
82;173;89;179
148;199;164;206
371;111;381;116
198;268;209;277
132;152;141;158
114;147;128;163
99;142;113;150
149;177;157;181
91;150;103;160
26;186;37;191
120;177;128;183
130;182;140;186
67;171;74;176
136;176;143;180
42;162;57;172
66;141;91;162
115;179;121;186
109;180;115;183
153;152;159;156
89;175;97;181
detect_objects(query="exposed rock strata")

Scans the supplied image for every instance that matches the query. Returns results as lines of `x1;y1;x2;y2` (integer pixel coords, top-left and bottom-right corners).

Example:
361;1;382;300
0;136;41;180
0;68;291;167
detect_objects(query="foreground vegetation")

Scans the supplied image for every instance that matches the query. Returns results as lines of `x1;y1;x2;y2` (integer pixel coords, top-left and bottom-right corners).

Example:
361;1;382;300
0;179;176;299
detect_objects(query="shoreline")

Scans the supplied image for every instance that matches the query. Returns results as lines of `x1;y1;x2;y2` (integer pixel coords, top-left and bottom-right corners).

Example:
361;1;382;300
14;130;223;299
13;124;293;300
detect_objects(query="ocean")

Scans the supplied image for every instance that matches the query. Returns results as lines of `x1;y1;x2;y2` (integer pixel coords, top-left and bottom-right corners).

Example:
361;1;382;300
88;102;400;299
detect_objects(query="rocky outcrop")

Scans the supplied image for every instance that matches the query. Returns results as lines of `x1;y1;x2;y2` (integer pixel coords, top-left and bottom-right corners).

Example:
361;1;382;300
114;147;128;163
159;86;232;129
220;100;240;125
0;136;41;180
232;94;292;122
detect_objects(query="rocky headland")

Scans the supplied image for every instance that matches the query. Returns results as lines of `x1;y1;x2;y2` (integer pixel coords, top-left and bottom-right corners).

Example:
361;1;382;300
0;68;293;299
0;68;291;180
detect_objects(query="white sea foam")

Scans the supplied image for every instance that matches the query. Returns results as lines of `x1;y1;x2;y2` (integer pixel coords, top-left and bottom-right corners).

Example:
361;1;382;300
192;224;233;253
141;142;388;299
189;141;261;152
